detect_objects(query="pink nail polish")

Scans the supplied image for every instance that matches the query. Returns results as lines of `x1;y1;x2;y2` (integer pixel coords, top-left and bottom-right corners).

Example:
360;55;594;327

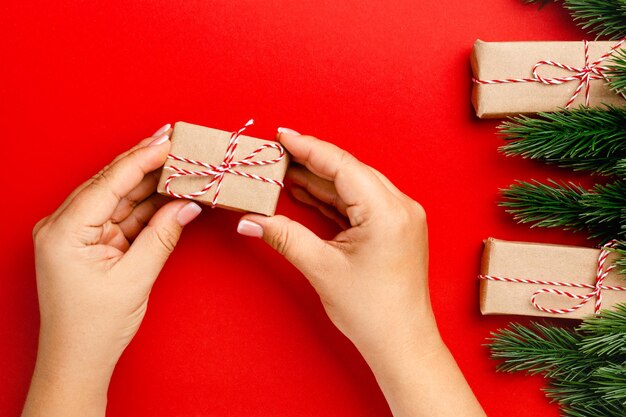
177;202;202;226
277;127;301;136
237;219;264;238
152;123;171;137
149;133;170;146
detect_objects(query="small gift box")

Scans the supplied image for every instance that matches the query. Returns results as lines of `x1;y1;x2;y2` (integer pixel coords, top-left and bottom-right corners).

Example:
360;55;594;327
471;39;626;118
157;120;289;216
479;238;626;319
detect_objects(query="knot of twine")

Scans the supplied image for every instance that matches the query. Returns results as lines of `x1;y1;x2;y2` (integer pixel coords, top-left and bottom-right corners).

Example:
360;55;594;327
479;241;626;315
473;38;626;108
164;119;285;206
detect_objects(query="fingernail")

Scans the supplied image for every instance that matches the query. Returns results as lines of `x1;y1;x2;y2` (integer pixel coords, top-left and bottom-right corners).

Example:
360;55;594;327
277;127;301;136
177;202;202;226
149;133;170;146
152;123;171;137
237;219;263;238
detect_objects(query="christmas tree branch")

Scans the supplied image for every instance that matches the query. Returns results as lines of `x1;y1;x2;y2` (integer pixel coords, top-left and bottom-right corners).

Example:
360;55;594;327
489;304;626;416
488;322;594;379
523;0;626;40
564;0;626;40
594;364;626;402
499;107;626;176
578;306;626;356
500;180;626;241
607;49;626;95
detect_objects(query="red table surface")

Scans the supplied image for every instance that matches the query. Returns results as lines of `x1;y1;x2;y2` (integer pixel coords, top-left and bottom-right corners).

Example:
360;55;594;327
1;1;595;416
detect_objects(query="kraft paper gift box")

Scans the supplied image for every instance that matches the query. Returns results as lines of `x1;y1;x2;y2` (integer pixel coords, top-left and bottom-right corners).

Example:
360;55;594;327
471;40;626;118
157;121;289;216
479;238;626;319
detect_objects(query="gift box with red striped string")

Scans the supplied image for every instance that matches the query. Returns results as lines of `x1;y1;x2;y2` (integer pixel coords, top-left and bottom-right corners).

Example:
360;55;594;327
157;121;289;216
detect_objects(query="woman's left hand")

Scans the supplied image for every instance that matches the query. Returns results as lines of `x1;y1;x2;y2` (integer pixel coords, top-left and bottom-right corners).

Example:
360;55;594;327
23;125;202;417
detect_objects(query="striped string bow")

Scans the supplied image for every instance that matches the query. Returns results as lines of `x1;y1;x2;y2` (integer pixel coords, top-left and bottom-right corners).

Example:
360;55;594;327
164;119;285;206
479;241;626;315
473;37;626;108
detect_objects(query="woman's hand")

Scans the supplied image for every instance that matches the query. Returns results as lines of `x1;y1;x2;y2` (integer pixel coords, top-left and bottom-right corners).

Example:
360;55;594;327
23;125;202;417
239;129;485;417
240;129;434;359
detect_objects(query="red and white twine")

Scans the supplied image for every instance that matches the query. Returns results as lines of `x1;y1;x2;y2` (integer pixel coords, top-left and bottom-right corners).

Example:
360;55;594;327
473;38;626;108
479;242;626;315
164;119;285;206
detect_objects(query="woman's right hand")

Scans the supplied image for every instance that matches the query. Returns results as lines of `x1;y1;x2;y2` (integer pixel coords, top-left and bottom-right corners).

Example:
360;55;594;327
240;129;436;359
238;128;485;417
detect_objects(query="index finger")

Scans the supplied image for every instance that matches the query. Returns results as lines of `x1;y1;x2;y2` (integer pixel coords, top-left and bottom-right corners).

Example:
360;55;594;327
61;138;172;227
278;132;390;213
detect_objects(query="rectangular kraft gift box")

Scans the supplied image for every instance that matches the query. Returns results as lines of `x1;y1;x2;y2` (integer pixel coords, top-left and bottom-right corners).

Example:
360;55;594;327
157;121;289;216
471;40;626;118
480;238;626;319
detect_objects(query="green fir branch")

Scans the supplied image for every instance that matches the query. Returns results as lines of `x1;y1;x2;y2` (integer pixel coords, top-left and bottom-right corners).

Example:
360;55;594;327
489;305;626;416
553;391;626;417
499;107;626;176
523;0;626;39
563;0;626;40
544;379;611;412
580;181;626;237
488;322;595;379
500;180;626;240
578;305;626;356
607;49;626;95
501;180;587;230
594;364;626;402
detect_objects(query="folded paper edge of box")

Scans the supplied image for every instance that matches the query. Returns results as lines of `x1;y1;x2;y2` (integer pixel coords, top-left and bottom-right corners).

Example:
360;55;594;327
479;238;492;314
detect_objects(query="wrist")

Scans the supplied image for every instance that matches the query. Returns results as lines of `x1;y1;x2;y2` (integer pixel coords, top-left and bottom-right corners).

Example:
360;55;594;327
356;310;444;372
23;346;113;417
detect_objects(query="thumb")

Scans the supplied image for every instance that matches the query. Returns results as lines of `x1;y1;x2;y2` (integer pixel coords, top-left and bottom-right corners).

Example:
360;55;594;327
238;214;332;279
119;200;202;283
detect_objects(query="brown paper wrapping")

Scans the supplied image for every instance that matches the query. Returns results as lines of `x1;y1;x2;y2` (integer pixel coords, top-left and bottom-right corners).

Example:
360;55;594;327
471;40;626;118
157;121;289;216
480;238;626;319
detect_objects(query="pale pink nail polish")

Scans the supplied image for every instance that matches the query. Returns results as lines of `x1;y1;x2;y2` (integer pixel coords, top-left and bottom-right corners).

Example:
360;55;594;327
152;123;171;137
149;133;170;146
277;127;301;136
237;219;264;238
177;202;202;226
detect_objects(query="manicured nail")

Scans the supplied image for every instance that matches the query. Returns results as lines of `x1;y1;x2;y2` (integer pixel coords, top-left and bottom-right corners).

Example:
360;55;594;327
237;219;263;238
277;127;301;136
177;202;202;226
149;133;170;146
152;123;171;137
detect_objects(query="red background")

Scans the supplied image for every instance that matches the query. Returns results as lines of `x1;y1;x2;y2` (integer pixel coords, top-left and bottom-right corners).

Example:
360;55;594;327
1;1;594;416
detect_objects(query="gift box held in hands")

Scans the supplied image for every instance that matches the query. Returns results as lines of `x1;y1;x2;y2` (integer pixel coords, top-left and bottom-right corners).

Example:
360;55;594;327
471;39;626;118
157;121;289;216
479;238;626;319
